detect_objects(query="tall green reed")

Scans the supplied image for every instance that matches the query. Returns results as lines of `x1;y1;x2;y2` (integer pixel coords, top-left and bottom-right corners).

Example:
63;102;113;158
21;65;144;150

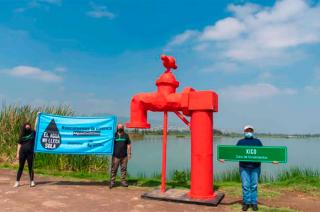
0;104;109;173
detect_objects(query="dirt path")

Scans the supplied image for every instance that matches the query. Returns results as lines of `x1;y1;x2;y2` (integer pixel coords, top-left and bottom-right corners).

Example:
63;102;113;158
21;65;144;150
261;191;320;212
0;169;231;212
1;169;319;212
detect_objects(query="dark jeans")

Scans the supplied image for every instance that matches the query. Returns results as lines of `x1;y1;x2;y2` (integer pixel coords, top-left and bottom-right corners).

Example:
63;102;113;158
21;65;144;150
16;150;34;181
240;167;261;205
110;156;128;183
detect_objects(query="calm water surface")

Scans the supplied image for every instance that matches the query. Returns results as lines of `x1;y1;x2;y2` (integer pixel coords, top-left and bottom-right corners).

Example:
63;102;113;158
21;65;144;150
127;135;320;178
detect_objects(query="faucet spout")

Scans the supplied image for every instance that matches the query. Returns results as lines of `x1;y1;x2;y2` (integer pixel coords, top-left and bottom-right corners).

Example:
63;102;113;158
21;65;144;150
125;91;187;129
126;66;187;129
126;93;153;129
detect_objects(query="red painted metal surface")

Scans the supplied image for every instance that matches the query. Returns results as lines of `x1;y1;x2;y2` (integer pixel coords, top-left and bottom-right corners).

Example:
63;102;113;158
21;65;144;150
174;111;190;127
126;55;219;199
161;54;177;72
161;112;168;192
189;110;216;199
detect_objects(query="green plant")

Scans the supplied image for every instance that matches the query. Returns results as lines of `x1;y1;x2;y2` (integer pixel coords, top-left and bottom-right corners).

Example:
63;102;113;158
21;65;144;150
172;170;189;185
0;104;110;173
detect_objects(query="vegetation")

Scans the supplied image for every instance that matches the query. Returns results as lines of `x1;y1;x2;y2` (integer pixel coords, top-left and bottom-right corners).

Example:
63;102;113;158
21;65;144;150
264;168;320;196
128;128;224;136
230;204;298;212
0;104;319;198
1;161;318;198
0;104;110;173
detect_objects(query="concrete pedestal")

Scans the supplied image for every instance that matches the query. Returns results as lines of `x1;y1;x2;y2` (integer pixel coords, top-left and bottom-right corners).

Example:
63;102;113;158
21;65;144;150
141;189;224;207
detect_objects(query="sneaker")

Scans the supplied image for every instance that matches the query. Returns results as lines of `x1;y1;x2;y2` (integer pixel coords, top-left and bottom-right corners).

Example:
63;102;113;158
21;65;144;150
13;181;20;188
242;204;249;211
121;181;128;187
252;204;259;211
109;182;115;189
30;181;36;187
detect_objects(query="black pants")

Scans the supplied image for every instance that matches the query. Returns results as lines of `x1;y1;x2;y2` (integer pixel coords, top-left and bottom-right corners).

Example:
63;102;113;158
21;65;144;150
16;150;34;181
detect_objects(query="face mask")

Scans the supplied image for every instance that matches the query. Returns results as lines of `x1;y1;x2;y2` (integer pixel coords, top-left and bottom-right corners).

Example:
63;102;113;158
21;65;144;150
117;128;124;133
244;132;254;138
25;128;32;134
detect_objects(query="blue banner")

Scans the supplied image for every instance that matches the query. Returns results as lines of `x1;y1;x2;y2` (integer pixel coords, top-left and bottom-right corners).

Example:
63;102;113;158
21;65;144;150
34;113;116;155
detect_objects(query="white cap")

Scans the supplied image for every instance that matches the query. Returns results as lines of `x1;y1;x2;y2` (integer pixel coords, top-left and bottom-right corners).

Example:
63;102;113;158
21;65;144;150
243;125;254;131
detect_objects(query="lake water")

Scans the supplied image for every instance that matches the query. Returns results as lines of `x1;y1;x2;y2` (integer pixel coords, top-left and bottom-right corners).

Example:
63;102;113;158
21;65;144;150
127;135;320;178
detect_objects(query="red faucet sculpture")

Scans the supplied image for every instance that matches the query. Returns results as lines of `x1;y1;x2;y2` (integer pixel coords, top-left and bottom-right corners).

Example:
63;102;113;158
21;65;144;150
126;55;219;200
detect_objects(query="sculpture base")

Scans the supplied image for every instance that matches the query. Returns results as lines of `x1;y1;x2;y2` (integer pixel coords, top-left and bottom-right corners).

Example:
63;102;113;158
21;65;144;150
141;189;224;207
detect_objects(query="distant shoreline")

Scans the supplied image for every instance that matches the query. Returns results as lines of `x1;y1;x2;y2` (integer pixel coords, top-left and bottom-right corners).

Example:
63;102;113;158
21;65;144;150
128;130;320;139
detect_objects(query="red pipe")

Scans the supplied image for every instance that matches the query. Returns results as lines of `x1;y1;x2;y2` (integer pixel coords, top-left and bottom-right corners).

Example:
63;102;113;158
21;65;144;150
174;111;190;127
161;112;168;192
189;110;216;199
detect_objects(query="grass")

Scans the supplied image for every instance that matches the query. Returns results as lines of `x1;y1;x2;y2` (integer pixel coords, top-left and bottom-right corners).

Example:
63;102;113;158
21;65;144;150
215;168;241;182
230;204;299;212
1;164;308;211
263;168;320;196
2;157;319;196
0;104;74;162
216;181;282;199
0;164;317;211
0;103;319;202
0;104;111;173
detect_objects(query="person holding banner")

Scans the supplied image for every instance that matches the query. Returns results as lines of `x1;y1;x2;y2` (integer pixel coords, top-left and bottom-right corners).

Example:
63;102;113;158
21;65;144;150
14;122;37;188
109;124;131;188
237;125;263;211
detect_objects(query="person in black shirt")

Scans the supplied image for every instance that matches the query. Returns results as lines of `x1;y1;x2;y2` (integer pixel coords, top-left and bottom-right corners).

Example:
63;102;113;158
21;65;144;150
14;122;37;188
109;123;131;188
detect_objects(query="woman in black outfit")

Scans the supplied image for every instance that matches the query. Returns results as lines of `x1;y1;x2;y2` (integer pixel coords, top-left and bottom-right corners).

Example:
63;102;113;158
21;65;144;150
14;122;36;187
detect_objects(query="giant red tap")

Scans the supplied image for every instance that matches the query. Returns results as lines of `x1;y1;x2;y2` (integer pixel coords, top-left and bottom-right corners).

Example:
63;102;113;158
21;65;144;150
126;55;218;200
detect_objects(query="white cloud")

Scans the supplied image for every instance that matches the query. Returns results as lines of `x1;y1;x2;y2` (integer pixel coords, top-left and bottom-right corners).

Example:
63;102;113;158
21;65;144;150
282;88;297;95
15;0;62;13
86;3;115;19
71;97;118;115
167;30;198;46
201;62;239;73
167;0;320;64
258;72;273;80
220;83;297;100
200;17;246;41
315;66;320;80
6;66;62;82
227;3;261;18
15;2;39;13
305;86;320;95
54;66;67;73
38;0;62;5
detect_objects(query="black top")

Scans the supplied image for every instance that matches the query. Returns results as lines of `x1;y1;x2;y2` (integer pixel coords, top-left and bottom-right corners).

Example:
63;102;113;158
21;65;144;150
18;130;36;152
236;137;263;169
113;132;131;158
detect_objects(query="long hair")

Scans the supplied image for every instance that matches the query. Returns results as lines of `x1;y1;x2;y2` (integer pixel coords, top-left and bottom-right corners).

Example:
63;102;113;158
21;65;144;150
19;122;32;140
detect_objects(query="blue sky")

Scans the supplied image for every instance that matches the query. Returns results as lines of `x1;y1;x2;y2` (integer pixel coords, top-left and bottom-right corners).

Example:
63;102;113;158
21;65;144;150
0;0;319;133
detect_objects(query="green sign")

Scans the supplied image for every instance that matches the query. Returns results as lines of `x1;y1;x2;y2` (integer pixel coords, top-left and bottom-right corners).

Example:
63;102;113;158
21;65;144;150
217;145;287;163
